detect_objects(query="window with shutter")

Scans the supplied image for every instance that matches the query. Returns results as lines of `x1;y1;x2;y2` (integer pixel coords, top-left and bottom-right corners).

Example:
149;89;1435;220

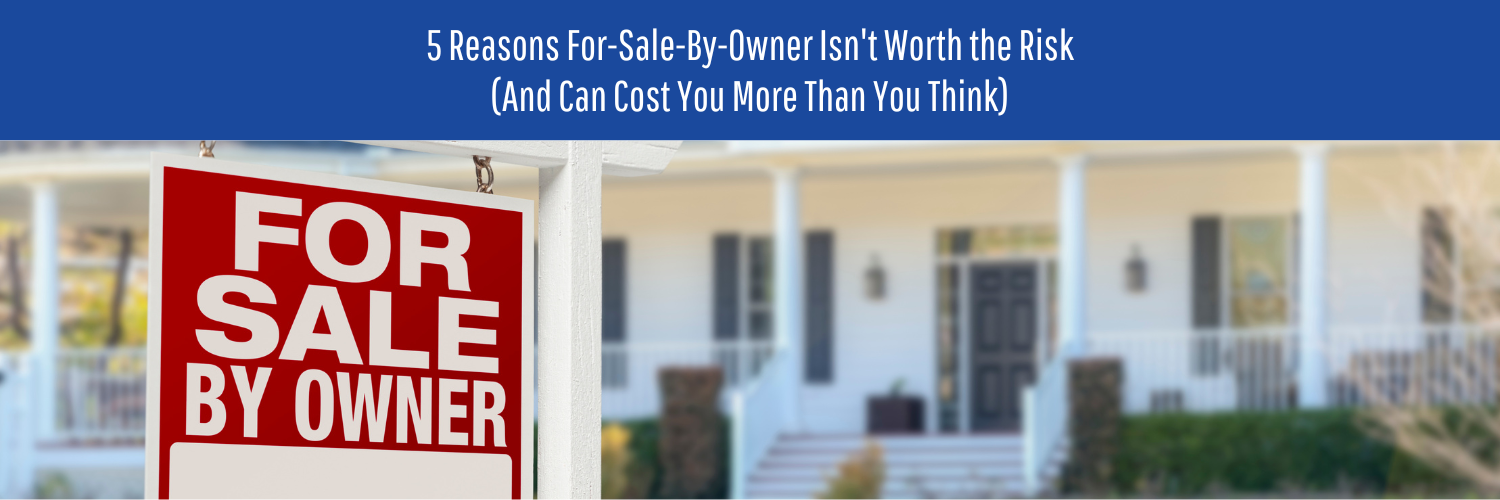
602;239;626;388
1422;207;1455;324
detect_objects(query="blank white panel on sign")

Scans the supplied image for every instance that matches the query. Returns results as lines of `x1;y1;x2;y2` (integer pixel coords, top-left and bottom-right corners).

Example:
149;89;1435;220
169;443;511;499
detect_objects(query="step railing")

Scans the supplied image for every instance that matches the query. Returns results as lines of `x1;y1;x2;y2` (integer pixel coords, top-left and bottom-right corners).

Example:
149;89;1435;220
1021;353;1069;496
730;345;792;499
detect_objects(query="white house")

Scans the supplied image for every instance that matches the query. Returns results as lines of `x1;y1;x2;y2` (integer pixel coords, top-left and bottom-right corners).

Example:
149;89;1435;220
0;140;1488;498
571;141;1476;497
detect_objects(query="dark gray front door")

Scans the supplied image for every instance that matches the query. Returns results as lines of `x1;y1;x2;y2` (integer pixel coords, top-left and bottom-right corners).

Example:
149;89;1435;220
969;263;1038;432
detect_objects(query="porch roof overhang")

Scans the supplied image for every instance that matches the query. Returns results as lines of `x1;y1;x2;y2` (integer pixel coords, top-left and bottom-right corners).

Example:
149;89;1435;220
350;141;680;177
0;140;1431;188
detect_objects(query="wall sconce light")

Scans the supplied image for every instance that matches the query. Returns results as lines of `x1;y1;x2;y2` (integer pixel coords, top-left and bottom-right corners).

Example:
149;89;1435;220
865;254;886;301
1126;244;1148;293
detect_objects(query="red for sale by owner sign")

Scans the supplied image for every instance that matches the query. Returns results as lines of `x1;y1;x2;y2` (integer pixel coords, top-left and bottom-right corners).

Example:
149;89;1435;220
145;154;533;499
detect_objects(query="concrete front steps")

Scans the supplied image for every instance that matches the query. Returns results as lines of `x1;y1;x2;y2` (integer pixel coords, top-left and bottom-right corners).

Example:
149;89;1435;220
745;433;1025;499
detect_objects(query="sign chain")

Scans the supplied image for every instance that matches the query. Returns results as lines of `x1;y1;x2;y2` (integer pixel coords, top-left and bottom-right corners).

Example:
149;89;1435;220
199;141;216;158
474;155;494;194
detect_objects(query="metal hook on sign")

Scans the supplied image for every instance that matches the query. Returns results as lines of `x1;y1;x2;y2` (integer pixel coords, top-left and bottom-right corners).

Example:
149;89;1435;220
474;155;494;194
199;141;217;158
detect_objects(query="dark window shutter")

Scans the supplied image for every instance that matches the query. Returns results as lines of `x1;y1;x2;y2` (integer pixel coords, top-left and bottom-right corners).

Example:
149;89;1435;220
1191;216;1222;375
1422;207;1455;324
602;239;626;343
805;231;834;383
713;234;741;340
1191;216;1222;328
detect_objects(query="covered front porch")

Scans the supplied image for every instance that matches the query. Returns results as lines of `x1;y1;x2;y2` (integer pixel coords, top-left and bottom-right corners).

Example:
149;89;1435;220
588;141;1426;497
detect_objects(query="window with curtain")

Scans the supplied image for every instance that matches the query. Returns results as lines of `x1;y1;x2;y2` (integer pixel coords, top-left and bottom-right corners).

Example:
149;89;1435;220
1227;216;1291;328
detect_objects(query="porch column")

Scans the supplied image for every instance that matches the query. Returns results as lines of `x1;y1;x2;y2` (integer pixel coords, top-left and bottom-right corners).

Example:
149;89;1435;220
30;181;59;440
771;167;803;431
1296;144;1330;408
537;141;603;499
1057;155;1088;358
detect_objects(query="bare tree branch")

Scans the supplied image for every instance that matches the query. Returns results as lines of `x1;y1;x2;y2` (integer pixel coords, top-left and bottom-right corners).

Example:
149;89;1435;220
105;227;132;347
5;233;26;340
1352;141;1500;495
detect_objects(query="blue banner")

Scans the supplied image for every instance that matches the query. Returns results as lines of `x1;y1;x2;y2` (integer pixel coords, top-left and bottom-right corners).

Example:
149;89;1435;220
2;1;1496;139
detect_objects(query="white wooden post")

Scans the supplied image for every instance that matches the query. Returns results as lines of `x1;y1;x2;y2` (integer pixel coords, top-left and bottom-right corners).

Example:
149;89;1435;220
537;141;604;499
771;167;802;431
351;140;677;500
30;181;59;441
1297;144;1330;408
1057;155;1088;358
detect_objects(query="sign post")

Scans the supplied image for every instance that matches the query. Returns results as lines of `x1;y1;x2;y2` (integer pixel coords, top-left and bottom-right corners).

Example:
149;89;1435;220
534;142;602;499
355;140;678;499
146;153;534;498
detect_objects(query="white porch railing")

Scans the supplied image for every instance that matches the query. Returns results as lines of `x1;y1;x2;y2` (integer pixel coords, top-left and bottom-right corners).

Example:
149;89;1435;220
1021;353;1068;496
601;339;774;420
599;338;786;499
729;346;792;500
0;351;35;498
1090;327;1298;414
599;338;783;499
1080;325;1500;415
7;340;763;444
1325;324;1500;407
54;348;148;442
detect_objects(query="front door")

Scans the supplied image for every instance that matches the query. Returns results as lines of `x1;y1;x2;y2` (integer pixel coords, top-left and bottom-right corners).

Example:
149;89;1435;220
969;262;1038;432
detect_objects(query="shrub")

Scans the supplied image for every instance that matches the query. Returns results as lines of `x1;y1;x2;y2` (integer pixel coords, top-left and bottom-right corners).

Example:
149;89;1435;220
610;419;662;498
1110;409;1468;496
600;418;729;499
818;440;885;499
603;423;645;499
